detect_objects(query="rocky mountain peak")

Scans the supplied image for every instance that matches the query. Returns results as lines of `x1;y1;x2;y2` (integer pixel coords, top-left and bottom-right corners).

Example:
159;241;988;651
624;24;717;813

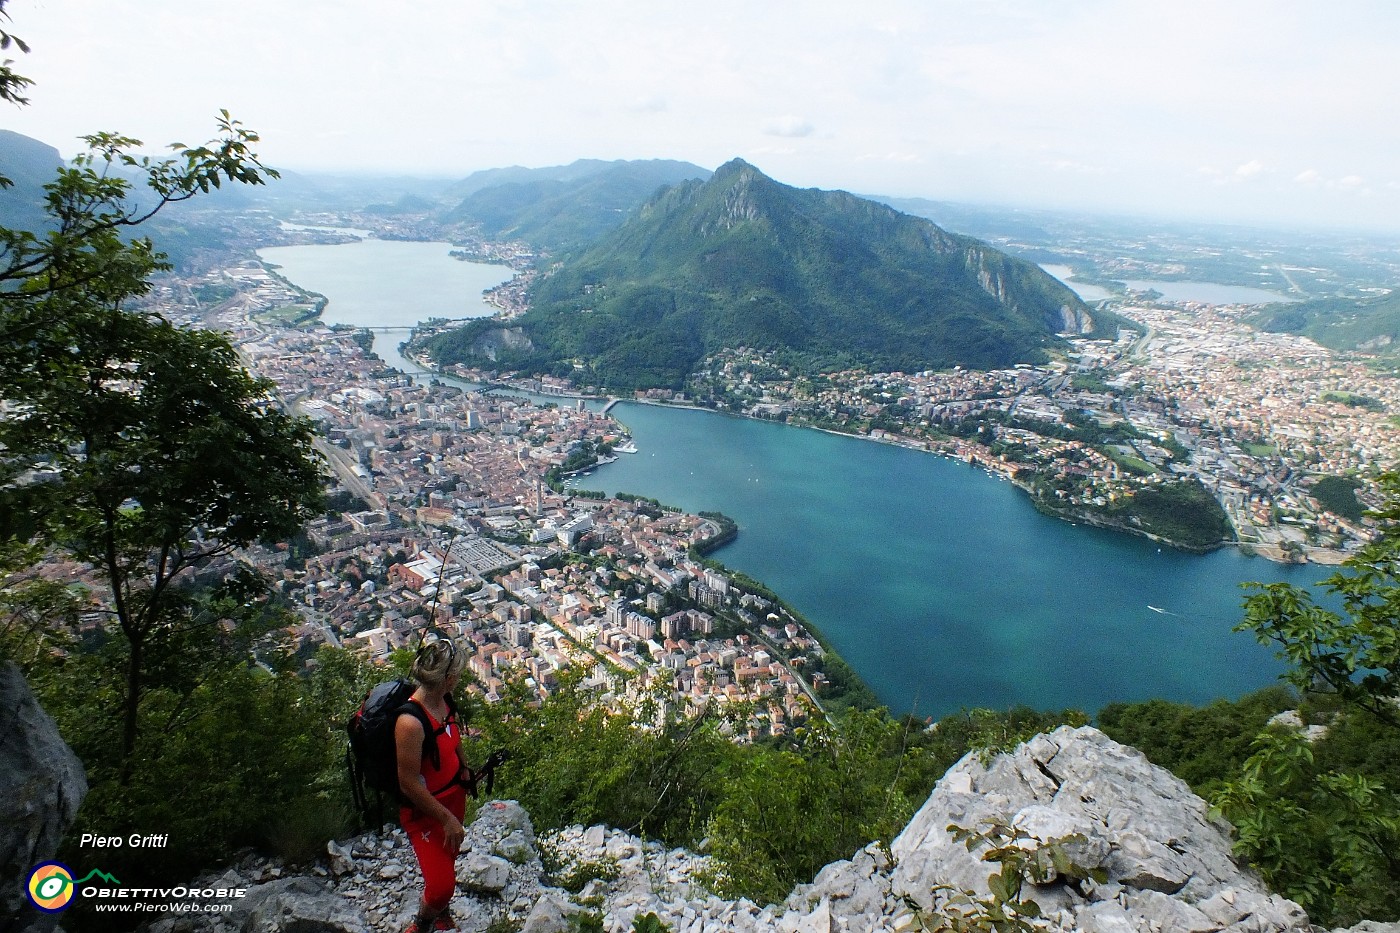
711;157;761;183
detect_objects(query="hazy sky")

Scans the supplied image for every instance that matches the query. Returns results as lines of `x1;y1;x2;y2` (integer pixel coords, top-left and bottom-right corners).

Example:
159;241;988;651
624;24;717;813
5;0;1399;232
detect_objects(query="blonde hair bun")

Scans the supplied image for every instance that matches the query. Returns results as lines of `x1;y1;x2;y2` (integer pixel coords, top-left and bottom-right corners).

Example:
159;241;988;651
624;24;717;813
411;636;466;688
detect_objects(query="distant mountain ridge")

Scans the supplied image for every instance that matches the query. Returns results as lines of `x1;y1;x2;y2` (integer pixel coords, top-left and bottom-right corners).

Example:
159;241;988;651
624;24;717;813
447;158;709;199
426;158;1094;390
446;158;711;251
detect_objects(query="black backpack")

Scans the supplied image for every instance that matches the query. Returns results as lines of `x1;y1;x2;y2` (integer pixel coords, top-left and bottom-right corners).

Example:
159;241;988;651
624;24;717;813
345;680;458;820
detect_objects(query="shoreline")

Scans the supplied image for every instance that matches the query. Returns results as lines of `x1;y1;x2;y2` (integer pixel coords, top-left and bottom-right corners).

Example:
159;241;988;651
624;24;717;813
605;398;1346;567
295;290;1341;569
366;347;882;708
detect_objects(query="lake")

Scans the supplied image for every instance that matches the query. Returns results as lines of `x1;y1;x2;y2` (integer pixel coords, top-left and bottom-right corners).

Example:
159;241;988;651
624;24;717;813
258;238;1332;718
1039;264;1116;303
1121;279;1295;305
1038;265;1294;306
589;402;1328;718
259;238;512;327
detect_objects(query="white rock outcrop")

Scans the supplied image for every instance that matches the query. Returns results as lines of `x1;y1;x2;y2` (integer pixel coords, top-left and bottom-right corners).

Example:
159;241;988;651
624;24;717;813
143;726;1372;933
890;725;1311;932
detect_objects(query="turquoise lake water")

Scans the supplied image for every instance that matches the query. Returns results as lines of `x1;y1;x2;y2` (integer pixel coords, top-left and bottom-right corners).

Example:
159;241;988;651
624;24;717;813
589;403;1328;718
258;238;1332;719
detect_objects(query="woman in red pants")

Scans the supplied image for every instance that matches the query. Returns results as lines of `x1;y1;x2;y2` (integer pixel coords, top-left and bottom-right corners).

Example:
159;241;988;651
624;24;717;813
396;636;470;932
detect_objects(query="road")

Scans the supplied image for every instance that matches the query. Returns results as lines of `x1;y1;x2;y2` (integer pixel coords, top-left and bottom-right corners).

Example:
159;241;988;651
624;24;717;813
750;628;828;721
311;434;378;504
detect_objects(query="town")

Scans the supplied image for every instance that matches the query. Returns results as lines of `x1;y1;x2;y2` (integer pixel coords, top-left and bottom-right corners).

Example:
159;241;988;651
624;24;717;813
675;299;1398;561
49;216;1399;737
154;259;840;739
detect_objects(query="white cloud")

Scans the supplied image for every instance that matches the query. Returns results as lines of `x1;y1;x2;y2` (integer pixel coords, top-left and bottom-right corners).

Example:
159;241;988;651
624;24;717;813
7;0;1400;230
1234;159;1265;179
764;116;815;138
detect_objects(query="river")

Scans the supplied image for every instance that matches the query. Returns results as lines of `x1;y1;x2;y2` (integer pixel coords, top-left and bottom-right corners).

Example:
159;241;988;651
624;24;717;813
256;238;1332;718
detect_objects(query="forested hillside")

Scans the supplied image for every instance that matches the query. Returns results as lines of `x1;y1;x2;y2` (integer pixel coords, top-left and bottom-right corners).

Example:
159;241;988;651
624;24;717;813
424;159;1097;390
1254;291;1400;352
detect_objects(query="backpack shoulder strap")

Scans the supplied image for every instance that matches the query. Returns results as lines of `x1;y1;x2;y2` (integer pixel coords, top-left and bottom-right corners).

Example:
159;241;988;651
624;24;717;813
399;698;444;769
444;692;461;726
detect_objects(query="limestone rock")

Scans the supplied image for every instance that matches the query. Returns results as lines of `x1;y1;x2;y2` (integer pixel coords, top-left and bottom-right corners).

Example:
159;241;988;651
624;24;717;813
785;842;894;927
459;853;513;894
479;799;535;841
326;839;354;878
495;830;532;865
1012;804;1110;880
521;891;582;933
0;662;88;933
241;877;370;933
890;725;1313;932
144;876;369;933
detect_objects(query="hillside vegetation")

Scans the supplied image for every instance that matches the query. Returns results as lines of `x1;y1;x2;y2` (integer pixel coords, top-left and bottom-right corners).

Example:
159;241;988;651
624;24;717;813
1113;478;1235;549
424;159;1096;390
0;128;61;231
1253;291;1400;352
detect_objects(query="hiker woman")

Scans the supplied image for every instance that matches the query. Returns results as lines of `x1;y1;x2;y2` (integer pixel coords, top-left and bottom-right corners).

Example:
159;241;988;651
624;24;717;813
396;636;469;933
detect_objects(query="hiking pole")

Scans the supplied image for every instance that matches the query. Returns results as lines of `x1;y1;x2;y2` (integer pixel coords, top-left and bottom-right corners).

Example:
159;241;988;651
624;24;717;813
464;749;510;798
421;531;460;645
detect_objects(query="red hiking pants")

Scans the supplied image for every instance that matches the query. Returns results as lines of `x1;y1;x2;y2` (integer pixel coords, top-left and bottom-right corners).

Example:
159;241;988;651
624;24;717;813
401;784;467;913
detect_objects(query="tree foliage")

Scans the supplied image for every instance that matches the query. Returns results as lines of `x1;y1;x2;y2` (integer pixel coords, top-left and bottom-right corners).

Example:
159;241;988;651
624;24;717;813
1238;470;1400;727
1097;687;1295;797
1215;729;1400;925
1309;475;1366;523
11;636;372;897
0;1;31;113
1108;479;1234;549
467;665;1083;906
0;11;323;783
471;666;735;846
1219;468;1400;924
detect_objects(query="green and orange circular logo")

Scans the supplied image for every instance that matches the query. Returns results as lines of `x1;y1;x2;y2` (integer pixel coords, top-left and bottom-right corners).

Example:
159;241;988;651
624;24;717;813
26;862;76;912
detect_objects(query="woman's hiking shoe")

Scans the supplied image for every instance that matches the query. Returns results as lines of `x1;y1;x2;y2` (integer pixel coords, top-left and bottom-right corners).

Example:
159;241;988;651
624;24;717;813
402;906;454;932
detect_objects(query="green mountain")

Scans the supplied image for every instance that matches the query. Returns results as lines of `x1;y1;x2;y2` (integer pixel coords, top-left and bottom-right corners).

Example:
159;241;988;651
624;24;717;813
1253;291;1400;352
426;159;1095;390
0;129;63;232
446;158;711;252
